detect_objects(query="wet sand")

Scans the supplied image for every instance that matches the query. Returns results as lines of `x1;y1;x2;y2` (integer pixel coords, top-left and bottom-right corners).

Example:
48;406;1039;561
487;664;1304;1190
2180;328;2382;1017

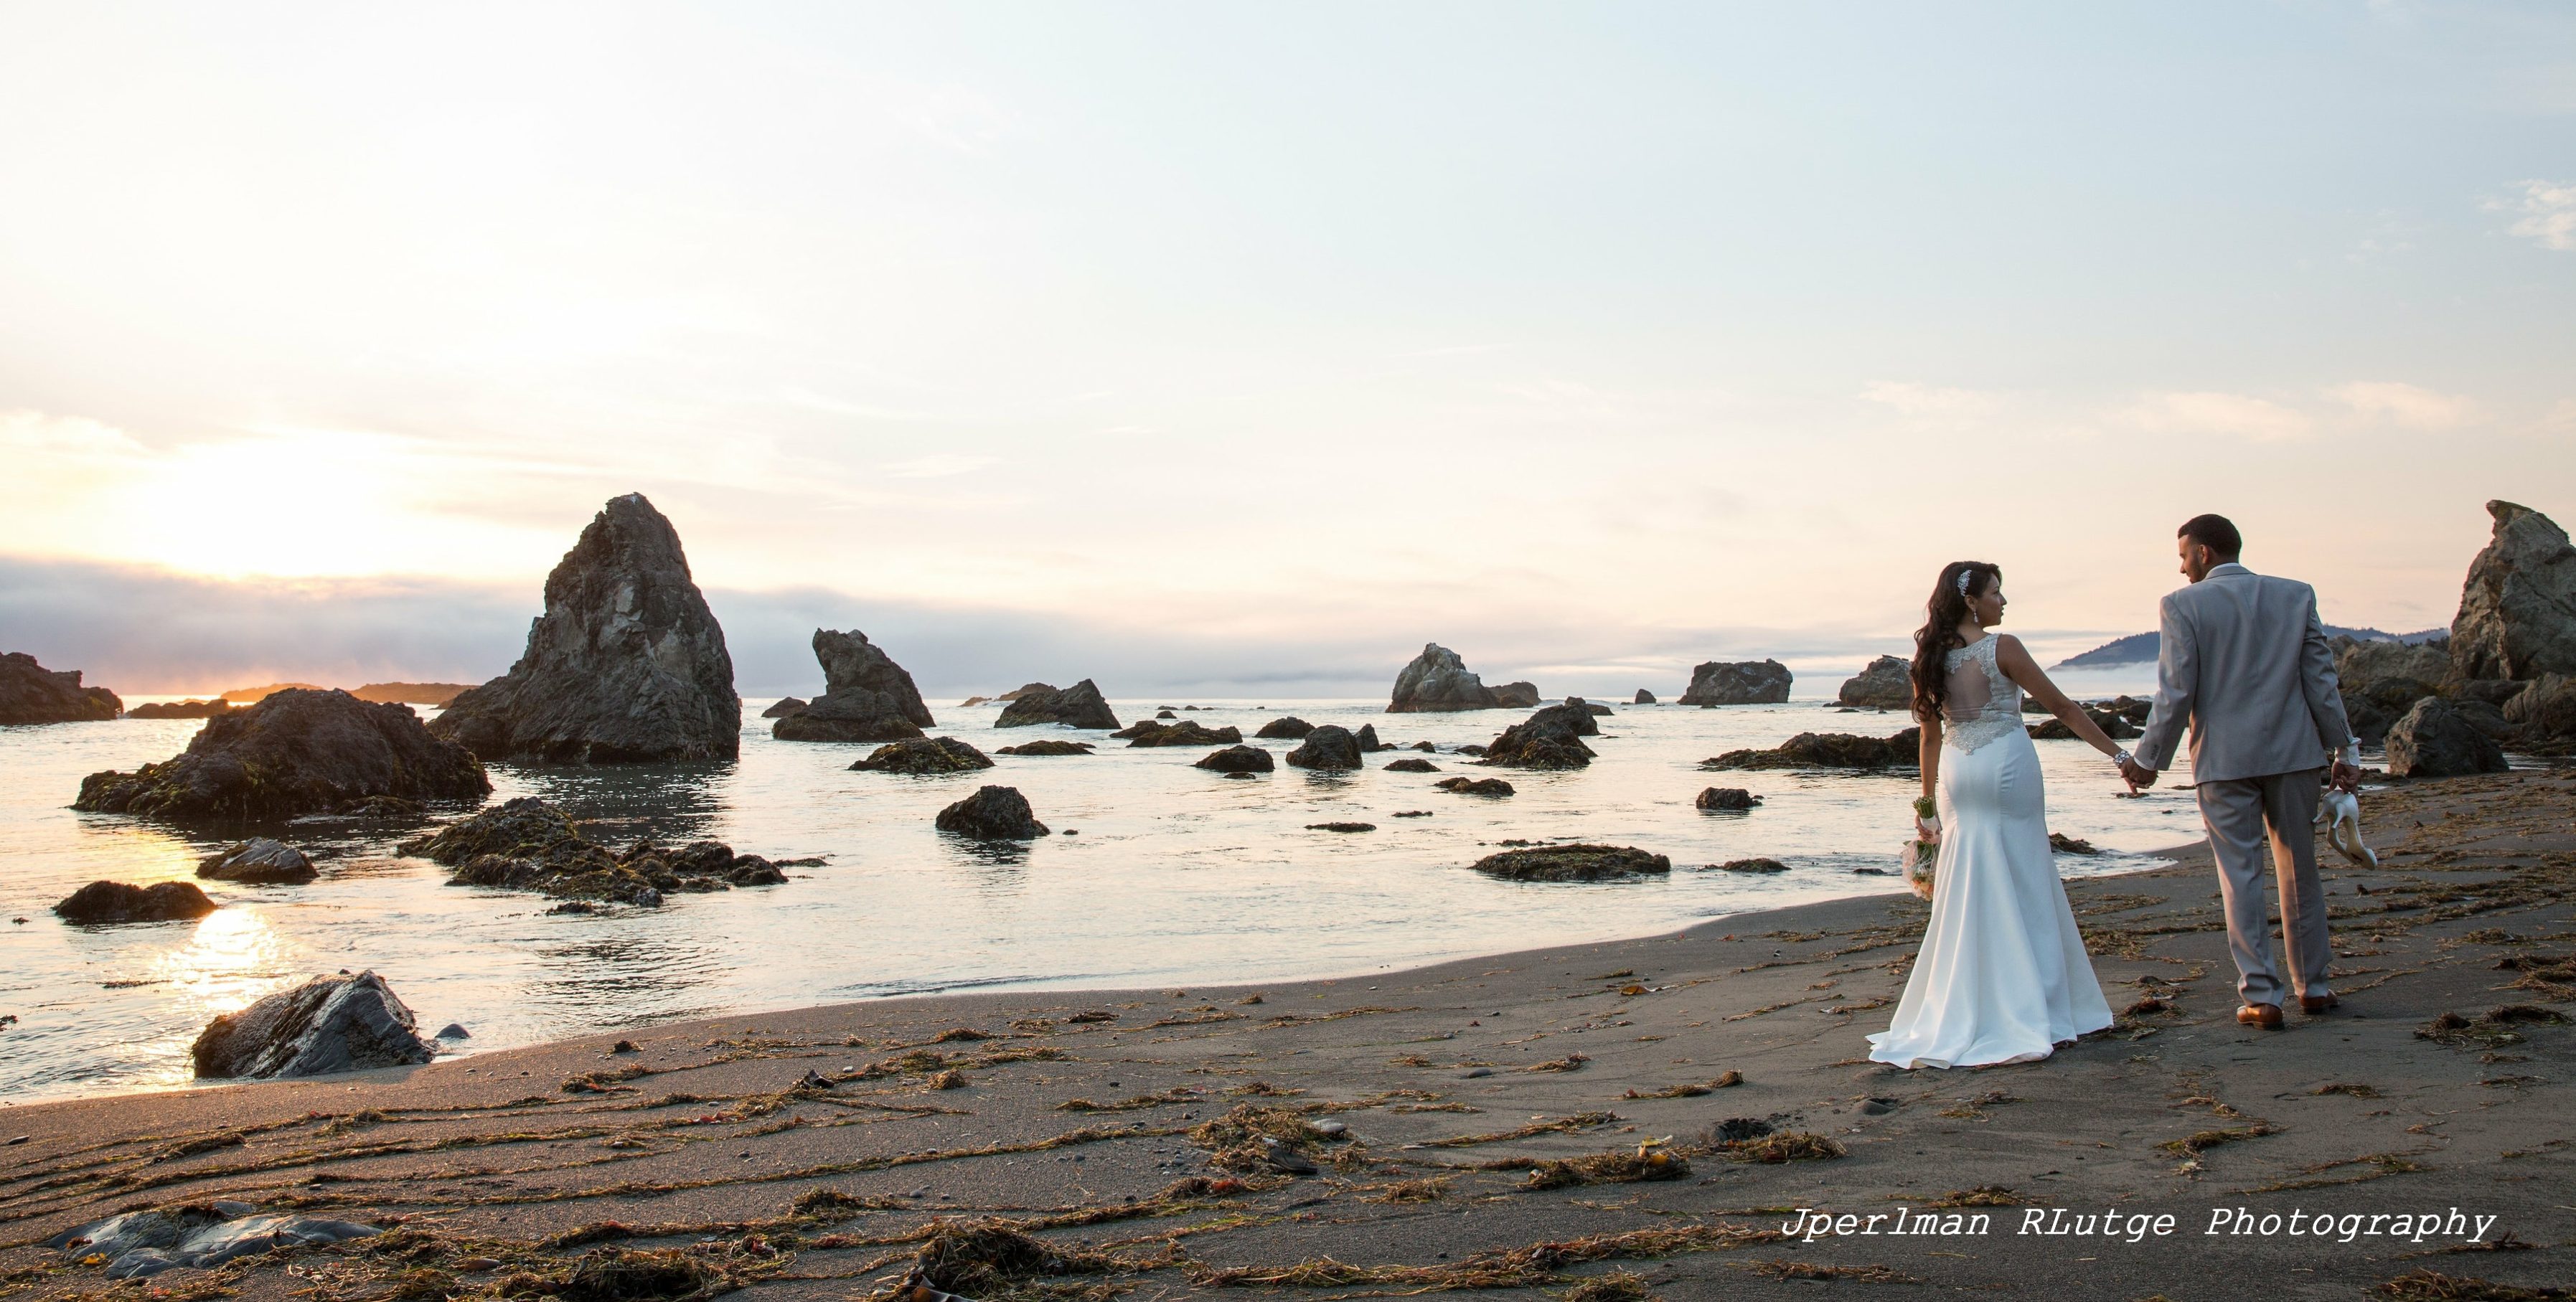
4;768;2572;1301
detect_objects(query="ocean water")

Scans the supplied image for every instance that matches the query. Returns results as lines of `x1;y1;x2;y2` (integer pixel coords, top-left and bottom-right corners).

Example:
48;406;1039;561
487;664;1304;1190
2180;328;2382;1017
0;675;2191;1103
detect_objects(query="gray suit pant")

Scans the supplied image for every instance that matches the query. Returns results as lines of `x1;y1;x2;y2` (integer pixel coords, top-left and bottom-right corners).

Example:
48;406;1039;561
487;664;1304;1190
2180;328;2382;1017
2194;768;2332;1007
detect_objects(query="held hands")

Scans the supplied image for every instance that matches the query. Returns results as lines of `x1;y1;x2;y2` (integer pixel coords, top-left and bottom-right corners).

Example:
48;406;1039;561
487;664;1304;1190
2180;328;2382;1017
2117;758;2156;791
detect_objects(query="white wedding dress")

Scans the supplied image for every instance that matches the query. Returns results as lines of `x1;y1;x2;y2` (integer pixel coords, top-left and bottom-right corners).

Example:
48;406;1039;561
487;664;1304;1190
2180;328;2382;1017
1867;634;2113;1068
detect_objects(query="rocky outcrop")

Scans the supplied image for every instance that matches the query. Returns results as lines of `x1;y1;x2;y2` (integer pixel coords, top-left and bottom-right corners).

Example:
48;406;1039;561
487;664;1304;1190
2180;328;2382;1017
1490;681;1541;709
1387;644;1503;712
1702;729;1919;771
1470;844;1670;882
995;680;1119;730
1574;700;1612;717
1635;689;1656;704
1680;660;1792;707
128;699;230;720
2450;501;2576;682
2028;708;2140;741
995;684;1050;702
1695;788;1762;811
1714;857;1787;872
0;652;121;724
221;683;324;704
1354;723;1395;751
1254;717;1314;740
771;629;936;742
1284;725;1362;770
54;880;219;924
1194;745;1275;773
45;1202;379;1280
934;786;1050;839
405;798;791;906
761;697;808;719
2504;674;2576;753
2335;638;2453;743
1837;656;1912;710
2384;698;2508;778
1113;720;1241;747
1434;776;1515;796
1383;758;1439;772
75;689;489;821
431;494;741;763
849;737;993;773
192;971;435;1079
351;683;475;707
995;739;1095;756
1477;702;1599;770
198;839;319;884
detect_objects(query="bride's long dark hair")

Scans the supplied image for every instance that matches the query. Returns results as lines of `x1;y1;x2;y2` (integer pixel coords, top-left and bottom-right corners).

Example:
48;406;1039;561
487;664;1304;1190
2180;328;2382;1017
1910;561;2001;722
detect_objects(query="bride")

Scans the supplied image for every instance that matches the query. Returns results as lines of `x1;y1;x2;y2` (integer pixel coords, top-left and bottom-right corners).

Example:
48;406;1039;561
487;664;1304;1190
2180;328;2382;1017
1867;561;2124;1069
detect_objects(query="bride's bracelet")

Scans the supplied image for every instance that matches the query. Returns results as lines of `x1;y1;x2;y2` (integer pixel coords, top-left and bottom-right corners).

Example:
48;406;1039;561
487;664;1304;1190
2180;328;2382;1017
2110;747;2135;770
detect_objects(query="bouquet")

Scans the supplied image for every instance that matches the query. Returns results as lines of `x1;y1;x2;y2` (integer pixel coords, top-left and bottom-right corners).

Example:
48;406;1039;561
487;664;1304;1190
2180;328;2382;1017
1902;795;1940;900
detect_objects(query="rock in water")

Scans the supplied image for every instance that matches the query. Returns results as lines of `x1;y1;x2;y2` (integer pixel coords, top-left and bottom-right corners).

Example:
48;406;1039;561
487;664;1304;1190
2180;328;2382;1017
1576;699;1613;716
75;689;489;821
1490;681;1541;708
1836;656;1912;709
198;839;319;884
1383;757;1439;772
1284;725;1363;770
54;880;219;924
934;786;1050;839
1387;643;1503;712
772;629;936;742
1434;775;1515;796
2450;500;2576;682
404;797;785;905
761;697;808;719
1353;723;1394;751
431;494;741;763
1703;730;1919;770
1679;659;1792;706
1478;702;1599;770
1254;716;1314;740
1112;720;1242;747
128;699;231;720
1470;844;1671;882
2027;708;2140;741
1634;689;1656;704
1694;787;1761;811
1194;744;1275;773
2384;697;2507;778
2335;638;2453;744
995;739;1095;756
191;971;435;1080
995;679;1119;730
0;652;121;724
848;737;993;773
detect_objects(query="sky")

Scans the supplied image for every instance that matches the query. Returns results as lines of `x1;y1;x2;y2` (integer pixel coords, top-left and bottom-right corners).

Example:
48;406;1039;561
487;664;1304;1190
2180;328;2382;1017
2;1;2570;697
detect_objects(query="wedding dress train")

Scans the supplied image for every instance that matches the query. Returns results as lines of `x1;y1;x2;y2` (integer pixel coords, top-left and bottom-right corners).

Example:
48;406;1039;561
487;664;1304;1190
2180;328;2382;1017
1867;634;2113;1069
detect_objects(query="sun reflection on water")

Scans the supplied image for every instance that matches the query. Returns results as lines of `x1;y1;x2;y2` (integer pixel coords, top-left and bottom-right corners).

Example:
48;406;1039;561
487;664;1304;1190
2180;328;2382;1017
152;906;296;1022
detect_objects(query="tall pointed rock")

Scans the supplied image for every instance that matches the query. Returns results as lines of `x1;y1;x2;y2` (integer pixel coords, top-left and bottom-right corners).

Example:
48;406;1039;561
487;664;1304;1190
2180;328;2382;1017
433;494;741;763
771;629;935;742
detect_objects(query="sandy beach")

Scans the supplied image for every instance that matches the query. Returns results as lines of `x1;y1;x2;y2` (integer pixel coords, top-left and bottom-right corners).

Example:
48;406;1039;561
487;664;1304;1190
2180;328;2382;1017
5;767;2570;1301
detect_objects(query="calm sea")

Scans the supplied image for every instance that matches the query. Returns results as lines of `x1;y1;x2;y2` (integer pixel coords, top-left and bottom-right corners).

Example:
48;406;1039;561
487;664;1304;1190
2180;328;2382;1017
0;675;2189;1103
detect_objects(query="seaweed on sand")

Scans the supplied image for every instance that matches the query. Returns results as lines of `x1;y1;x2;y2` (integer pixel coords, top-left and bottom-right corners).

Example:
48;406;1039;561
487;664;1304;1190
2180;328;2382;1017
1722;1132;1847;1164
906;1220;1120;1299
1415;1113;1620;1148
1186;1223;1773;1290
1518;1146;1691;1190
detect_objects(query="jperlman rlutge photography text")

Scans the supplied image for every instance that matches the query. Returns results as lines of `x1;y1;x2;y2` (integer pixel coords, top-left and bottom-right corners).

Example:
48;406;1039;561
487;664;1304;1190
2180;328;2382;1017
1785;1207;2504;1247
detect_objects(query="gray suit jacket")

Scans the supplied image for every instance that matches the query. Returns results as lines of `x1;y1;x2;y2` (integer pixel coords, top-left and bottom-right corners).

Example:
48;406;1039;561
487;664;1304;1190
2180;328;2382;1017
2133;563;2354;782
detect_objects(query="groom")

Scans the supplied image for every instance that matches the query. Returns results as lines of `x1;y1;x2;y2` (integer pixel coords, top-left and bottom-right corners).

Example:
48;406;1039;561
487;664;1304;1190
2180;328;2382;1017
2119;514;2361;1031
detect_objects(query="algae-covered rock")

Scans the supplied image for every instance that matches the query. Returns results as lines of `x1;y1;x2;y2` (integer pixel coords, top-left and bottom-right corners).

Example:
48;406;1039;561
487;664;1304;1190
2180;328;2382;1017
75;689;487;821
1470;844;1671;882
849;737;993;773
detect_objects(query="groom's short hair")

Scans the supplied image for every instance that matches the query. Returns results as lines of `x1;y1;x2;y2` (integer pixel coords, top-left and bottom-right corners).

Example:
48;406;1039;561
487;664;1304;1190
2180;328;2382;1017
2178;514;2242;559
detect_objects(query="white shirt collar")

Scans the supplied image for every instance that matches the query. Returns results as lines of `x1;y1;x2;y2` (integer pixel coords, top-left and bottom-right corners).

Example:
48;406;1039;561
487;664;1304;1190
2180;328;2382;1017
2206;562;2252;578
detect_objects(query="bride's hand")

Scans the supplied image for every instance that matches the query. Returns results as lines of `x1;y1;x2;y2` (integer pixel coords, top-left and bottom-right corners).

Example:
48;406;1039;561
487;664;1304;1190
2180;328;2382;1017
1914;813;1940;841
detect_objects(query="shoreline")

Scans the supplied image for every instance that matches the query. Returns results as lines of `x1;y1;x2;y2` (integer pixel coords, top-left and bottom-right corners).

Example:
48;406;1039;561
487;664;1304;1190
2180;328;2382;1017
4;767;2570;1299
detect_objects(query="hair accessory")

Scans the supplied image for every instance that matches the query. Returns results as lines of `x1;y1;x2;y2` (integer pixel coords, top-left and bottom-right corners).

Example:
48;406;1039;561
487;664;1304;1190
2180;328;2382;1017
1955;569;1976;598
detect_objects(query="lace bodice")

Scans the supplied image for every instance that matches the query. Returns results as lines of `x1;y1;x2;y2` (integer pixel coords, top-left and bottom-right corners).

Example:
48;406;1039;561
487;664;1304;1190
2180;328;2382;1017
1942;635;2023;754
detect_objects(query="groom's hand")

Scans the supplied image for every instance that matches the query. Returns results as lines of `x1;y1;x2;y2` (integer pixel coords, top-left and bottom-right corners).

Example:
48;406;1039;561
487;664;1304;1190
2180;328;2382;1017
2331;760;2359;793
2119;758;2158;789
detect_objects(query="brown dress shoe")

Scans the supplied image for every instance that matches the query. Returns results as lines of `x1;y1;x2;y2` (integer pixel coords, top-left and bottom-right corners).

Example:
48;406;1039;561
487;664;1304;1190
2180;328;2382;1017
2237;1004;2284;1030
2300;994;2341;1014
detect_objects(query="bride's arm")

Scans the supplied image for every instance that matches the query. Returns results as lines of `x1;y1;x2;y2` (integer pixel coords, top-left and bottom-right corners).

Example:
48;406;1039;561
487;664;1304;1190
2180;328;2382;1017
1996;635;2133;765
1917;714;1942;804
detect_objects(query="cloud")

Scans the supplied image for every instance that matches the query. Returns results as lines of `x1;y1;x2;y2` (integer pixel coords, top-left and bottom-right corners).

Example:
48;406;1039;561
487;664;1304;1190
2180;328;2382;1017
2120;391;2313;442
2491;179;2576;250
2326;381;2482;429
879;453;1000;478
1858;382;2000;419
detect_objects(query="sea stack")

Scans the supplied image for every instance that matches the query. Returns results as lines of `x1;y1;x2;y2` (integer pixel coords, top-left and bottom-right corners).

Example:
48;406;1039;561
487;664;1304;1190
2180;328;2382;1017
1836;656;1912;710
2450;500;2576;683
1387;643;1503;712
431;494;741;763
74;689;489;820
995;680;1119;730
1679;659;1792;706
0;652;121;724
771;629;935;742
